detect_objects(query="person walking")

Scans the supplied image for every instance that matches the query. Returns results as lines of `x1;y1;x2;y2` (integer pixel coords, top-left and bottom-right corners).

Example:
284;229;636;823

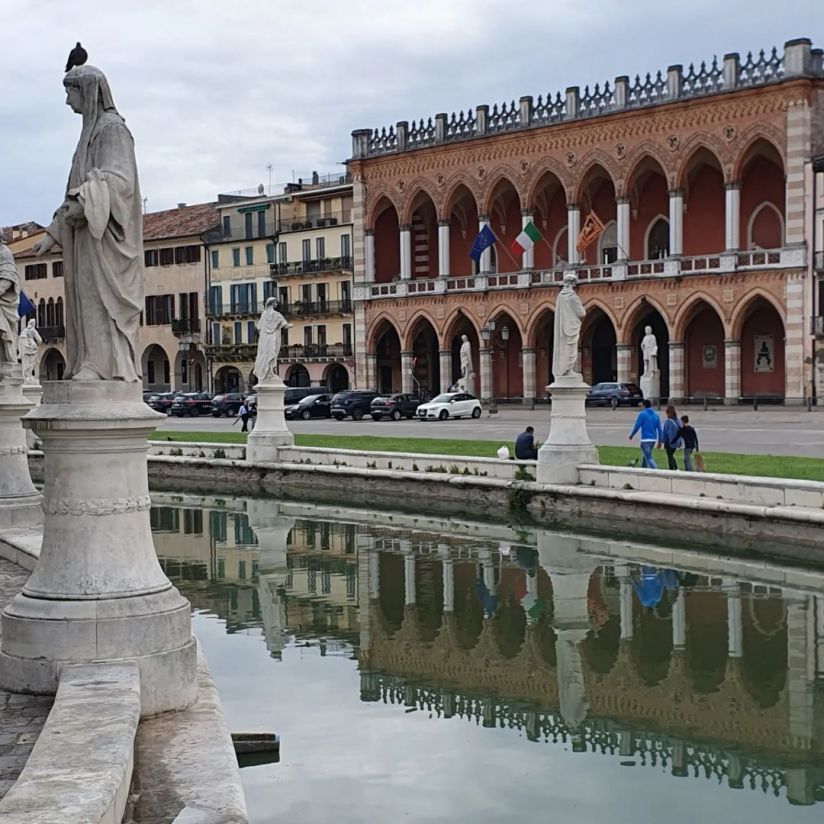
628;399;663;469
661;405;683;470
238;401;250;433
678;414;700;471
514;426;539;459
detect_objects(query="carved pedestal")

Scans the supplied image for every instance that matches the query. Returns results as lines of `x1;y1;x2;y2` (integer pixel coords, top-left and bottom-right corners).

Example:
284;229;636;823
246;378;294;462
21;383;43;451
537;375;598;485
0;381;196;716
640;372;660;403
0;366;41;529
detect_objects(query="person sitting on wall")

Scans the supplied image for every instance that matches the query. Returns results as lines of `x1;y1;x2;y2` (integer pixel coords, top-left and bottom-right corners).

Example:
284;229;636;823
514;426;539;460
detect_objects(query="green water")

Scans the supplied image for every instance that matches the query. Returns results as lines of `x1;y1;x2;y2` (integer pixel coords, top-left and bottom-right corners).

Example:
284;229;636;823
151;496;824;823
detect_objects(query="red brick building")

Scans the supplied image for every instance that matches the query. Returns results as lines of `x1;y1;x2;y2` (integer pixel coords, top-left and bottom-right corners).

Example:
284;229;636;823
348;38;824;403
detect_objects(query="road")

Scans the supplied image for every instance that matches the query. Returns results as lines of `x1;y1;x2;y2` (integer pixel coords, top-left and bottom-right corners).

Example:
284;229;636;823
157;405;824;459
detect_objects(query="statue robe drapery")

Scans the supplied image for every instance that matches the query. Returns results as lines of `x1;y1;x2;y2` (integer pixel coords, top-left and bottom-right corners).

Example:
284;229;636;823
254;305;288;384
0;243;20;366
552;285;586;378
45;65;143;381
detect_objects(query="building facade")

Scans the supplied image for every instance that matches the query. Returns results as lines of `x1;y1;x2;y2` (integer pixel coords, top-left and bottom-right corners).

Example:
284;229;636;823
348;38;824;404
205;175;355;394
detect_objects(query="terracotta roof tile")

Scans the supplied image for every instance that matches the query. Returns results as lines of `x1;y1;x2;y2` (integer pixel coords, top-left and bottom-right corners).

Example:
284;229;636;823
142;202;219;241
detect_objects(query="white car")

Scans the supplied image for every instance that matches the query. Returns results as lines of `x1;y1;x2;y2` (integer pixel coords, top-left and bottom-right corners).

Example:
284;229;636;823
417;392;482;421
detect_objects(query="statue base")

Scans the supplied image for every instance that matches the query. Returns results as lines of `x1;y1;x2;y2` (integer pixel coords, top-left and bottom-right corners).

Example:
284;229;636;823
0;381;197;717
537;375;598;485
640;373;660;403
247;378;294;463
0;367;41;529
21;383;43;451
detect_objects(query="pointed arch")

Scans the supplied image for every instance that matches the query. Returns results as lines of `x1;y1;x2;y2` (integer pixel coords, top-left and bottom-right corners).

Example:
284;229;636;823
672;291;730;341
746;201;784;249
731;126;786;182
367;313;403;351
618;294;671;345
674;134;730;190
622;143;674;193
643;214;670;260
573;152;621;204
730;288;786;340
443;306;482;344
479;167;524;216
399;178;441;225
365;189;402;231
524;160;571;210
440;172;482;221
524;301;558;347
478;306;527;341
402;309;442;351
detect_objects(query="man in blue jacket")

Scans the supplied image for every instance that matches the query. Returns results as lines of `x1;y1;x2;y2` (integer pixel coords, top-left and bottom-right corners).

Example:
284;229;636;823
628;400;663;469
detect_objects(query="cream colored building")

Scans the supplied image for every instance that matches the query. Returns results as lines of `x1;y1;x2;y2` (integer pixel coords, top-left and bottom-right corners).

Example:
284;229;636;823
206;174;354;394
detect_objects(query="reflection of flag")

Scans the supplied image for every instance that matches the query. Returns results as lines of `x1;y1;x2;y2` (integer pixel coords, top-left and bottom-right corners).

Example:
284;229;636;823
575;211;605;255
469;224;496;263
18;290;35;317
510;221;541;256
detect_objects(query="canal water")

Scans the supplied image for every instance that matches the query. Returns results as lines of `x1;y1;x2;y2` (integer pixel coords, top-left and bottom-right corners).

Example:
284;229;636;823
150;494;824;823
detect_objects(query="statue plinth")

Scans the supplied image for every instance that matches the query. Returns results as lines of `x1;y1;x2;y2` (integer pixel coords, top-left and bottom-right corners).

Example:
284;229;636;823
0;380;197;716
640;372;660;402
246;377;294;463
537;375;598;485
0;366;41;529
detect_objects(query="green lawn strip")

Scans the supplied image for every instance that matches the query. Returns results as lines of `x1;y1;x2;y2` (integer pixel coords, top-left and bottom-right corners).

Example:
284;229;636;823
151;430;824;482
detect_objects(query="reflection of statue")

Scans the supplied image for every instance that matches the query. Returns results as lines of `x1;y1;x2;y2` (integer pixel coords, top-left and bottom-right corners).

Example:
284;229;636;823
641;326;658;378
254;298;292;384
18;320;42;385
555;629;589;730
458;334;475;394
0;237;20;371
32;63;143;382
552;274;585;378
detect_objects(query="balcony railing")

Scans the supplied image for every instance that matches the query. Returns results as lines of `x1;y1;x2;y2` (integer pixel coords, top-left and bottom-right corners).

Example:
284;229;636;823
270;256;353;276
277;213;351;233
282;300;352;317
207;303;260;318
280;343;353;361
815;250;824;272
205;343;257;362
38;324;65;341
171;318;201;335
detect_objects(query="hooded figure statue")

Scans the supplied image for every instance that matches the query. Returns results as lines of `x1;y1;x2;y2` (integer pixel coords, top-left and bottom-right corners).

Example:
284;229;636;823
33;63;143;381
254;298;292;384
0;236;20;369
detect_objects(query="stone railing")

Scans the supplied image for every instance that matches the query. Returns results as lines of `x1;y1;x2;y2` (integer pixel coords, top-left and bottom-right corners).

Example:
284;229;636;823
352;40;822;158
355;247;804;300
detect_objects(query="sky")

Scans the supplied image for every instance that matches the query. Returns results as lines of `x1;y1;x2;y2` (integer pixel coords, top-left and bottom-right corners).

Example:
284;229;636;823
0;0;819;226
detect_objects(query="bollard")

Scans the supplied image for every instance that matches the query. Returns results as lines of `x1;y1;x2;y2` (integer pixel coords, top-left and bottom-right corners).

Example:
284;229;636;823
807;396;813;412
703;396;708;411
753;396;758;411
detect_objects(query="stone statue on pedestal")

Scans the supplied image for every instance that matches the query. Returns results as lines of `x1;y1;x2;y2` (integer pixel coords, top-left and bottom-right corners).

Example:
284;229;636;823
254;298;293;384
639;325;660;400
552;273;585;379
0;237;20;374
458;334;475;394
18;320;42;385
32;64;143;382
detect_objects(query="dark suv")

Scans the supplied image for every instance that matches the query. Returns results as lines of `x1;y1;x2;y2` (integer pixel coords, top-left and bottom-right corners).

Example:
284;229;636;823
284;386;328;406
330;390;378;420
170;392;213;417
586;382;643;407
369;393;420;420
147;392;177;414
211;392;246;417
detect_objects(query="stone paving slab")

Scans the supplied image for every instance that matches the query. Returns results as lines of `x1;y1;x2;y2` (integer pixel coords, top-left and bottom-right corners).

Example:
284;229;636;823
0;557;52;800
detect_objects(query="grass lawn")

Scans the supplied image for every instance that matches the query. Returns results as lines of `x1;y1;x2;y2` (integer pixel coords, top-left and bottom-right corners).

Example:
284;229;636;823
151;430;824;482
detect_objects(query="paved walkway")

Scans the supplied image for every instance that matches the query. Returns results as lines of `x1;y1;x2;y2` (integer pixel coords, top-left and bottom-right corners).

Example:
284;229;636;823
0;558;51;799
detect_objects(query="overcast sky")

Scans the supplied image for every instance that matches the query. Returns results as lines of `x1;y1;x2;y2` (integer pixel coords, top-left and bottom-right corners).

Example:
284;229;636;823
1;0;818;226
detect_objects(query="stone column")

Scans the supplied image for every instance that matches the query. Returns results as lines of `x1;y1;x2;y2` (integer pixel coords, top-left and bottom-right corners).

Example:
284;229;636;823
441;554;454;613
404;553;416;605
723;578;742;658
784;87;812;246
478;217;492;273
479;347;493;401
399;225;412;280
364;230;375;282
438;349;452;393
567;205;581;265
521;347;536;406
725;184;741;251
521;212;535;269
368;549;380;600
724;340;741;404
786;595;815;748
616;345;633;384
437;221;450;277
668;341;685;403
366;353;377;391
668;190;684;257
247;376;294;461
785;272;806;402
616;198;630;261
0;382;196;716
672;588;686;648
617;568;634;641
401;351;414;394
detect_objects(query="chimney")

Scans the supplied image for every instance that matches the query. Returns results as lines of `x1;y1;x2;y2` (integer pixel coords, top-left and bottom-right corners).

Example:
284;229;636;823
177;202;187;209
312;171;319;185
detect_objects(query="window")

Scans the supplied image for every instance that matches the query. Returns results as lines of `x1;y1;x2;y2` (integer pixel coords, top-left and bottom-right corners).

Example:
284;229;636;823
278;242;287;265
208;285;222;315
24;263;47;280
278;286;289;307
340;233;351;261
304;326;313;347
340;280;351;305
174;245;201;264
598;221;618;264
258;210;267;238
316;325;326;347
280;327;289;349
178;291;199;320
244;212;253;240
211;322;221;345
159;247;174;266
37;299;45;327
211;250;219;269
263;280;274;301
144;249;158;267
266;243;275;264
238;560;246;580
245;246;254;266
316;283;327;307
144;294;175;325
646;217;670;260
56;297;64;326
46;299;55;326
302;239;311;262
316;237;325;260
52;261;64;278
222;215;231;237
232;248;240;267
230;283;256;314
306;202;321;223
342;323;352;349
247;321;257;344
302;284;312;303
234;321;242;344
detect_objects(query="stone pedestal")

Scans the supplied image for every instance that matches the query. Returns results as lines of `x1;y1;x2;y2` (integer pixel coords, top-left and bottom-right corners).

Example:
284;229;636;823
246;378;293;463
0;367;41;529
21;383;43;451
640;372;660;403
0;381;197;717
537;375;598;485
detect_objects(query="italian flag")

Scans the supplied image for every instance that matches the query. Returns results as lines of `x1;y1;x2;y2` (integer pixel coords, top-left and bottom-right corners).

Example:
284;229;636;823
510;221;541;256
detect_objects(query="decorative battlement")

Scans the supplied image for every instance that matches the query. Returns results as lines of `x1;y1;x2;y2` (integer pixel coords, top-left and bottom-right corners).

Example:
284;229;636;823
352;39;822;159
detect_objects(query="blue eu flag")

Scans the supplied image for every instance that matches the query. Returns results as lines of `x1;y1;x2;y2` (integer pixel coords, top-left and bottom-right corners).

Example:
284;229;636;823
469;224;496;263
18;290;35;318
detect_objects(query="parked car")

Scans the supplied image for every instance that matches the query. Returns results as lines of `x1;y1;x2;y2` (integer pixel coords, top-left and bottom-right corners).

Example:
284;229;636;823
143;391;156;404
211;392;246;417
148;392;177;414
417;392;482;421
170;392;213;417
369;393;421;421
330;390;378;420
285;393;333;420
586;382;643;407
284;386;328;406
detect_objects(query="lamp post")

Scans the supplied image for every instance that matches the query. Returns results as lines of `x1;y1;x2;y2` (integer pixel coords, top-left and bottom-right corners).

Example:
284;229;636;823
480;319;511;411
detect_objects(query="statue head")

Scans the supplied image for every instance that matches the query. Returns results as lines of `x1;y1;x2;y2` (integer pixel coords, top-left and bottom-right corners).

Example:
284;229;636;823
63;65;118;118
265;296;277;310
563;273;577;287
27;319;36;330
461;334;468;343
644;325;652;335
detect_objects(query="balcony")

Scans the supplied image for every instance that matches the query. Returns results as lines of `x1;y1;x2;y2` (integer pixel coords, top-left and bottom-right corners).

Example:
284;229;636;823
280;343;353;362
815;251;824;272
171;318;201;335
356;247;806;301
269;256;353;277
282;300;352;318
206;303;260;319
277;213;351;233
205;343;257;363
38;325;65;341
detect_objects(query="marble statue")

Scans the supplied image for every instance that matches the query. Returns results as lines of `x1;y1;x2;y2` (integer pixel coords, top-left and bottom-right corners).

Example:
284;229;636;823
18;320;42;385
552;273;585;379
641;326;658;378
254;298;293;384
458;334;475;394
32;63;143;382
0;237;20;371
